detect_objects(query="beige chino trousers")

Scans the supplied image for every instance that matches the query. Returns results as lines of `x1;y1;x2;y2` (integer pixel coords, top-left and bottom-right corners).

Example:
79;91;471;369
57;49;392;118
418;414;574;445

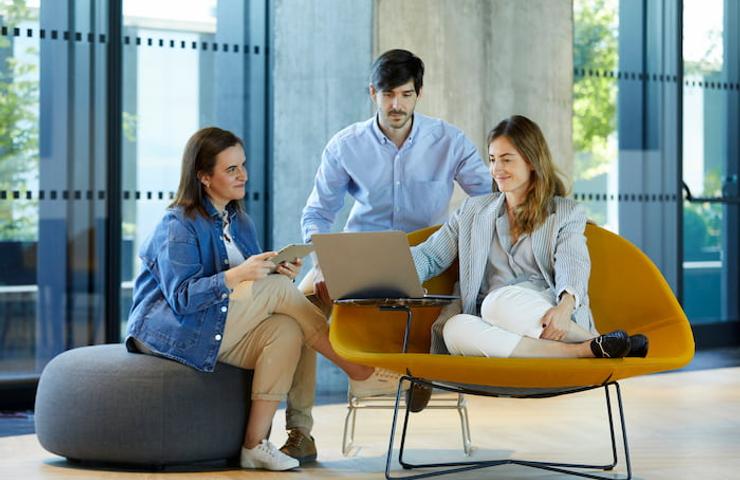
216;274;328;403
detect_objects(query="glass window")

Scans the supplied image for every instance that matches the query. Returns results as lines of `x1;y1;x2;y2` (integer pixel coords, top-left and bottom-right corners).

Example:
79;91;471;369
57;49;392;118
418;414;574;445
682;0;738;323
0;0;109;380
119;0;267;338
573;0;619;232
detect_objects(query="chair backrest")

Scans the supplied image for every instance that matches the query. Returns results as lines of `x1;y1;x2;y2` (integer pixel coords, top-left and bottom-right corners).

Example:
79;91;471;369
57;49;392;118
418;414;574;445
585;223;694;360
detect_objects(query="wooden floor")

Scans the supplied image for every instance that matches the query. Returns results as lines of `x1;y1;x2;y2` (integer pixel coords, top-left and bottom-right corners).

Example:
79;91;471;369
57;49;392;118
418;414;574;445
2;366;739;479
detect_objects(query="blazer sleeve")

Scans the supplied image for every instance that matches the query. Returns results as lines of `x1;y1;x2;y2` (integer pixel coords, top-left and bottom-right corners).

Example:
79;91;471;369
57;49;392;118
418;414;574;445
411;198;467;282
553;201;590;308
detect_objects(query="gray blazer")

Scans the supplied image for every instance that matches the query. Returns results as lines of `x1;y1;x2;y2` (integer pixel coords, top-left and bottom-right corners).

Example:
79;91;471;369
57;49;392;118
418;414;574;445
412;193;596;352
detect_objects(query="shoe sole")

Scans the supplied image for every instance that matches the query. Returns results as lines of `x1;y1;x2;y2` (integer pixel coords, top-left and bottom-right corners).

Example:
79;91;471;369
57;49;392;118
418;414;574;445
295;453;317;465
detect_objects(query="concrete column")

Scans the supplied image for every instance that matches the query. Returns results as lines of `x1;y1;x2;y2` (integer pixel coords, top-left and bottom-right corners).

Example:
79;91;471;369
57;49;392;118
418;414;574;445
375;0;574;185
270;0;374;395
270;0;374;252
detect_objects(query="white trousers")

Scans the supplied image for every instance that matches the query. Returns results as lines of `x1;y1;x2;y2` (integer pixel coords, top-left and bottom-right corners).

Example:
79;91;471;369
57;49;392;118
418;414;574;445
443;284;556;358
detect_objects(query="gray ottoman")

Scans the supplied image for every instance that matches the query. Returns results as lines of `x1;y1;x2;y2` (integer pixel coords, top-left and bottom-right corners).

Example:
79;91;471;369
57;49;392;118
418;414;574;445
35;344;252;466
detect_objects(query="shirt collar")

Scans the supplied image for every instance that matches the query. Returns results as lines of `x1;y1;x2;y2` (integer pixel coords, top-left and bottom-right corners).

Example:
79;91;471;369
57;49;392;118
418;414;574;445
370;113;419;146
204;197;236;219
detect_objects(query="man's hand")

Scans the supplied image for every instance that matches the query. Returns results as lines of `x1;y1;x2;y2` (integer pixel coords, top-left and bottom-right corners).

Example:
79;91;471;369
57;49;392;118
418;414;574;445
540;294;575;341
313;266;331;306
225;251;277;289
276;257;302;281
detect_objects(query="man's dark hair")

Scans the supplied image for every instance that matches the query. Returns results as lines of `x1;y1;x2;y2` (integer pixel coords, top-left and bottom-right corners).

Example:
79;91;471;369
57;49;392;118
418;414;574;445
370;49;424;94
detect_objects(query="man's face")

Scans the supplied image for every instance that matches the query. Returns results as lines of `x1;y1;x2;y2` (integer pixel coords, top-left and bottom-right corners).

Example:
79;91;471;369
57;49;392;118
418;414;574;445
370;80;420;132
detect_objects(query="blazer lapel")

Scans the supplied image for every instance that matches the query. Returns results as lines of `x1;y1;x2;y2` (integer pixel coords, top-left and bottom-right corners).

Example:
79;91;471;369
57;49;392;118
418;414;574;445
531;211;556;290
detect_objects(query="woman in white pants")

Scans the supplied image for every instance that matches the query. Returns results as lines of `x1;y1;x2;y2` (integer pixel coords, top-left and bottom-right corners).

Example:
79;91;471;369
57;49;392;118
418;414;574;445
412;115;648;359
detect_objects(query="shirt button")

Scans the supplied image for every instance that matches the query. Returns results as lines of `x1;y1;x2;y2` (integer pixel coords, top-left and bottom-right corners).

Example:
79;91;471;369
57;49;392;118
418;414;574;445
215;334;222;341
221;306;227;313
396;181;400;186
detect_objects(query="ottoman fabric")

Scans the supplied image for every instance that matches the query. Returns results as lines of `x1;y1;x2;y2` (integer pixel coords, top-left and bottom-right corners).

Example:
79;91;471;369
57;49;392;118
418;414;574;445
35;344;252;466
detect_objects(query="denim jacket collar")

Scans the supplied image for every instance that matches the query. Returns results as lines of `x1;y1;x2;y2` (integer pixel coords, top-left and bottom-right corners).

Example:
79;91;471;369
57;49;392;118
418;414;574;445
203;197;240;221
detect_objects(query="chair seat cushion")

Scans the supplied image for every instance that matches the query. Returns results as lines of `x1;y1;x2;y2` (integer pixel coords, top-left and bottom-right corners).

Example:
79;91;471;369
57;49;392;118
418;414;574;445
35;344;252;466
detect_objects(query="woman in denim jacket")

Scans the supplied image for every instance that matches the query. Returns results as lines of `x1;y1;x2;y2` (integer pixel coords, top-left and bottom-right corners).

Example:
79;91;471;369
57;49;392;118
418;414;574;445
126;127;400;471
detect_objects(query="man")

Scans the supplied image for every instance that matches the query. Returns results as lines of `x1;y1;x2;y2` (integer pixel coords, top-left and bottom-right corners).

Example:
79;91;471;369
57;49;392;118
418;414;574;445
279;49;491;464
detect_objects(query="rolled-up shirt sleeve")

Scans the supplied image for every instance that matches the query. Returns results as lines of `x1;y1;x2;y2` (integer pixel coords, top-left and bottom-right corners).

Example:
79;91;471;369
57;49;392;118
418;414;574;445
454;132;492;197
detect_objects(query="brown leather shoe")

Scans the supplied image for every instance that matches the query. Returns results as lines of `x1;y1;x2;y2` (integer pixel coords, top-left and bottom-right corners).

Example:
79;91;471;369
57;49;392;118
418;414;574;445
279;429;317;465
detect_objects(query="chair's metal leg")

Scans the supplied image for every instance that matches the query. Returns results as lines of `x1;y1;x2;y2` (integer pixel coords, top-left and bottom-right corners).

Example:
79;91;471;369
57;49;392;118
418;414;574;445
456;394;473;456
385;380;634;480
614;382;632;479
604;384;619;469
342;398;358;456
385;377;406;480
397;379;416;469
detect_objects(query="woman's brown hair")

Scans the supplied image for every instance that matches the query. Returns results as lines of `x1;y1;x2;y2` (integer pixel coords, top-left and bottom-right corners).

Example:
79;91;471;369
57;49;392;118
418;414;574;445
170;127;244;218
487;115;568;237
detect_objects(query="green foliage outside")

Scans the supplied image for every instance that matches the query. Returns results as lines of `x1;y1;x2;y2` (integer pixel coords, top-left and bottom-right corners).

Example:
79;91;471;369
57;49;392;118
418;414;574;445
573;0;618;183
0;0;38;241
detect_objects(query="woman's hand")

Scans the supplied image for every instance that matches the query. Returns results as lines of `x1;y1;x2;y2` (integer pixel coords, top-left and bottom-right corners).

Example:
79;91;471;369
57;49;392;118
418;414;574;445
224;251;277;289
540;294;575;341
276;257;302;281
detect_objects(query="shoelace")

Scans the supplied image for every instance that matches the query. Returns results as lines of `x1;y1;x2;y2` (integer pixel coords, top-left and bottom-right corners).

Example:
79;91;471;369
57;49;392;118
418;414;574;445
593;337;611;358
258;440;281;458
376;369;400;380
285;430;305;448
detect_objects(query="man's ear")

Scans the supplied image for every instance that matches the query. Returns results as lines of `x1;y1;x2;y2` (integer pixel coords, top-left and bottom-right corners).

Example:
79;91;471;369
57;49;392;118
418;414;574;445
369;84;377;102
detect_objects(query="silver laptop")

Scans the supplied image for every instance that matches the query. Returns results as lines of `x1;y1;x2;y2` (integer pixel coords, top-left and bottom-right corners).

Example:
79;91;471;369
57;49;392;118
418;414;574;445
312;231;459;301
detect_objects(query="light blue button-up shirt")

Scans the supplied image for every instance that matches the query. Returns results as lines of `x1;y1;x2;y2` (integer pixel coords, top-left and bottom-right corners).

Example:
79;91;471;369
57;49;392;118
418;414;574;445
301;113;492;242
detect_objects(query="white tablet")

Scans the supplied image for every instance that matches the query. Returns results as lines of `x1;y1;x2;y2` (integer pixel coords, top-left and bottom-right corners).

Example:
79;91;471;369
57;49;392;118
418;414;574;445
270;243;314;265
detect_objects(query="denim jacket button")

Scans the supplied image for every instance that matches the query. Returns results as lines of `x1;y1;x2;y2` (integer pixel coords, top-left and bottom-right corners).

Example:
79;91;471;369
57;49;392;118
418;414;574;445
223;259;229;264
220;306;227;313
215;334;222;341
221;293;228;300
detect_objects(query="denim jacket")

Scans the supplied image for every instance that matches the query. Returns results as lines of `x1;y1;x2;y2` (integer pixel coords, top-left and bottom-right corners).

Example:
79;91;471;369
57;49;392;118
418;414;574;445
125;199;261;372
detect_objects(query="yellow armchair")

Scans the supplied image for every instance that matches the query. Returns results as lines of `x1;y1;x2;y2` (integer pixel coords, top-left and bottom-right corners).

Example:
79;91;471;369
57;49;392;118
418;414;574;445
329;223;694;479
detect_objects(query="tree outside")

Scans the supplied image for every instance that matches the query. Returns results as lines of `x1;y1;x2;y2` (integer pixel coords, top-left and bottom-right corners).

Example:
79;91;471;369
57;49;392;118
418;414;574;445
572;0;618;227
0;0;39;241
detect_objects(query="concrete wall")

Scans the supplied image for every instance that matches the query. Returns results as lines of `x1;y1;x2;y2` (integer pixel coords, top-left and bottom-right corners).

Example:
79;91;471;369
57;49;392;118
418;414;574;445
375;0;574;188
271;0;374;395
271;0;374;254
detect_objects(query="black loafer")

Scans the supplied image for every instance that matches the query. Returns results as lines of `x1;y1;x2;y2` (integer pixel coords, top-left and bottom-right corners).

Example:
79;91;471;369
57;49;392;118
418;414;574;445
590;330;630;358
627;334;649;357
405;383;433;413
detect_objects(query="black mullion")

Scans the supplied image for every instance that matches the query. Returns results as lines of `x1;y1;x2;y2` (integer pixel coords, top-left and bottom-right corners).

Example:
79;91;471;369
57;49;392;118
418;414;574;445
676;0;684;305
105;0;123;343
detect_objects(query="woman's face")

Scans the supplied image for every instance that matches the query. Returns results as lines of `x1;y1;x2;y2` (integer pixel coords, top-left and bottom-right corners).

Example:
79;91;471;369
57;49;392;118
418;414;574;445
488;135;533;199
199;144;247;208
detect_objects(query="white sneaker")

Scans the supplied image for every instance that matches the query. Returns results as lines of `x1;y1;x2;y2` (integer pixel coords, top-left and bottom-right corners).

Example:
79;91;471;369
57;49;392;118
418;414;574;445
349;368;407;397
241;439;300;471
